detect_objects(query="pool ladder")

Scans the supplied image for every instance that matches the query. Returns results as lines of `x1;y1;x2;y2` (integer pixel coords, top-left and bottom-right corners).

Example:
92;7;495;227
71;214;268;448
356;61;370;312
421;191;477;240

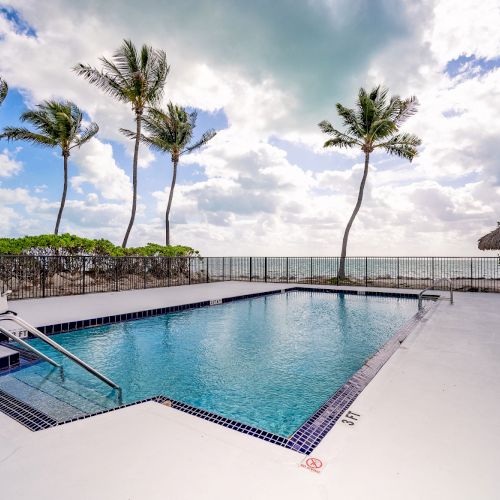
0;292;121;395
418;278;454;310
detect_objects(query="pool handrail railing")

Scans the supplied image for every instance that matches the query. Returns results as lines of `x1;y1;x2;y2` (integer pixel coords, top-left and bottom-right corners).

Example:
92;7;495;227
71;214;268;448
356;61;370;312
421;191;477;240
418;277;454;310
0;313;121;393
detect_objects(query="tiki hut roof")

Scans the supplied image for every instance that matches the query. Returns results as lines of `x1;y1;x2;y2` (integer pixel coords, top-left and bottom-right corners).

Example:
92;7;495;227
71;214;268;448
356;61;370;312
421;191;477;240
478;223;500;250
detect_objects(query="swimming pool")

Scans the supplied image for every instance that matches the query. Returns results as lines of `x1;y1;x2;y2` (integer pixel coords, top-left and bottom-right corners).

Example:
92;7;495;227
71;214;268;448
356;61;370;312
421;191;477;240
0;290;417;437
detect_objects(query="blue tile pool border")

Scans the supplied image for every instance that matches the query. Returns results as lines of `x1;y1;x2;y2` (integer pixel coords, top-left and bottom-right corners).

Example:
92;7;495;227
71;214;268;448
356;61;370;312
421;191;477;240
3;286;428;339
22;289;288;337
0;287;437;453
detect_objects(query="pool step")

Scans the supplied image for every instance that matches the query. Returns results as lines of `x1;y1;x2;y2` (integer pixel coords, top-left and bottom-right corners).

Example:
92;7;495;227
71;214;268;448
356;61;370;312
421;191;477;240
0;367;118;423
0;376;88;422
15;369;116;412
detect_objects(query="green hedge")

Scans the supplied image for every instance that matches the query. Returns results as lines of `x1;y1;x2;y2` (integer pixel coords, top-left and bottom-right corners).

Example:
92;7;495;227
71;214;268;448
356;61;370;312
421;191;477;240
0;234;199;257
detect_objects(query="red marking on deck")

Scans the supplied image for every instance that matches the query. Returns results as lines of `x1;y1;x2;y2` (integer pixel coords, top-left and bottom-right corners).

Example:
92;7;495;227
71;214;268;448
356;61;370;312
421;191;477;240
300;457;324;473
306;457;323;469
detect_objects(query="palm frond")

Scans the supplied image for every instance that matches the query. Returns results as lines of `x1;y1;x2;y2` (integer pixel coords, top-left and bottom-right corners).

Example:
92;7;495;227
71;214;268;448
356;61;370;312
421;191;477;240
183;129;216;154
145;107;168;122
372;86;389;110
355;86;397;138
145;50;169;104
368;117;397;140
76;40;169;112
73;64;128;103
2;100;99;153
99;57;128;86
121;125;172;154
117;39;140;75
119;127;138;141
335;104;364;138
72;122;99;148
0;77;8;106
376;133;421;161
0;127;58;147
356;87;376;134
393;96;419;125
380;143;419;161
369;85;385;102
323;137;359;149
20;108;54;135
318;120;360;148
139;103;216;156
138;134;171;153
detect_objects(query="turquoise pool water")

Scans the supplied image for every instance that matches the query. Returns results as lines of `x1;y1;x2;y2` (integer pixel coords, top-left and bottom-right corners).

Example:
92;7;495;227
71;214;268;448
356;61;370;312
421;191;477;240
1;291;416;436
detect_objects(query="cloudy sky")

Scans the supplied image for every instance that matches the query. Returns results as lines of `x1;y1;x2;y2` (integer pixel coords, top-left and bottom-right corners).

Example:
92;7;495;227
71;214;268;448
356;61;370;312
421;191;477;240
0;0;499;256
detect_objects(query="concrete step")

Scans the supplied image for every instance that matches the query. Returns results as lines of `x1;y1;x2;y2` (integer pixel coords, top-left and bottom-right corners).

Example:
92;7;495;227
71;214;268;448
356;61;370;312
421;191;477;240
0;345;19;370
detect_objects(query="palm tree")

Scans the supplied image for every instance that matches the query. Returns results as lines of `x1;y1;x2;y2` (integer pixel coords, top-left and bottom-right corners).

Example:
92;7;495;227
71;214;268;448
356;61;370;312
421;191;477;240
74;39;169;248
0;77;8;106
1;100;98;234
123;103;216;245
319;86;421;280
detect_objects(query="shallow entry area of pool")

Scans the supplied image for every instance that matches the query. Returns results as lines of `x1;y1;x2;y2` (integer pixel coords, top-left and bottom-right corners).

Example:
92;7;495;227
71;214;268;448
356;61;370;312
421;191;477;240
0;291;417;436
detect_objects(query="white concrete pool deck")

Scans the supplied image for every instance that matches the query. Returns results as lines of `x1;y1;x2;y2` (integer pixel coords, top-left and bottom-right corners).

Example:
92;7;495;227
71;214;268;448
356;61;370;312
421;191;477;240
0;282;499;499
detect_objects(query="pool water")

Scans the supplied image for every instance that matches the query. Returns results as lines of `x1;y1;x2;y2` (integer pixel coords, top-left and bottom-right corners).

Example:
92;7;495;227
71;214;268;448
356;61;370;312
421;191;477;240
1;291;416;436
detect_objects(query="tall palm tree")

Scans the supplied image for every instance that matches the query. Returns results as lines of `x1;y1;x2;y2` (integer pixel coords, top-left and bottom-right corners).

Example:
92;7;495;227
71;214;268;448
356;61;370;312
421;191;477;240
319;86;421;280
0;77;8;107
123;103;216;245
74;39;169;248
1;100;98;234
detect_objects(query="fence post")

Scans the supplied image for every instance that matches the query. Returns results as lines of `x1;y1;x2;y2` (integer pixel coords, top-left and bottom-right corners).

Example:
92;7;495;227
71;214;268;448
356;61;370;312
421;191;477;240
206;257;209;283
286;257;289;283
82;256;86;294
397;257;400;289
249;257;253;282
115;259;119;292
42;256;46;298
265;257;268;283
365;257;368;287
230;257;232;281
470;258;473;289
188;257;191;285
166;257;170;287
310;257;313;284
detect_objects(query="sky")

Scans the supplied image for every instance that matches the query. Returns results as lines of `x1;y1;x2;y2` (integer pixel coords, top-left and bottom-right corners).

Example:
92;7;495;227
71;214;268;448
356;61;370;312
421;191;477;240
0;0;499;256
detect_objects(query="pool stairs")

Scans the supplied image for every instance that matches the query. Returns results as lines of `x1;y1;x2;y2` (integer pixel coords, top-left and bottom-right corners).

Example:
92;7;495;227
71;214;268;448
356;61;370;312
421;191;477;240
0;364;119;423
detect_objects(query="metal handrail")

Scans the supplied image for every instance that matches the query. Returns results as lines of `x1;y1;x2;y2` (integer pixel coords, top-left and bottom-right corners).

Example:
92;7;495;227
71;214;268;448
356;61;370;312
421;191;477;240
418;278;454;310
0;325;61;368
1;314;121;392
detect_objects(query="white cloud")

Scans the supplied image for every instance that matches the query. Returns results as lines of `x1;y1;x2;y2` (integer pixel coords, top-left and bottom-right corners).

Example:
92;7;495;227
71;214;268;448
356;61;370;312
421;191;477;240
0;148;23;177
428;0;500;63
71;138;132;201
0;186;56;234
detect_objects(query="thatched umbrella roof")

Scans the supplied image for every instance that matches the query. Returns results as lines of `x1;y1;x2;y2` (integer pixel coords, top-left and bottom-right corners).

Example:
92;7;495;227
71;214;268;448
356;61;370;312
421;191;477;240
478;223;500;250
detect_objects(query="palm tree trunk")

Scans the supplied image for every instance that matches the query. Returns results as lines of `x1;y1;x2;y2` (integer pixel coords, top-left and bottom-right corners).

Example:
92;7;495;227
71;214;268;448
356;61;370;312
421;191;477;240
122;112;142;248
165;158;178;246
338;152;370;280
54;153;68;235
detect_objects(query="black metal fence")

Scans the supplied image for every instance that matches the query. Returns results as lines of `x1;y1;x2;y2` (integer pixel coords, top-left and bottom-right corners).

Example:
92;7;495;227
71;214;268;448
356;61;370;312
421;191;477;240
1;255;499;300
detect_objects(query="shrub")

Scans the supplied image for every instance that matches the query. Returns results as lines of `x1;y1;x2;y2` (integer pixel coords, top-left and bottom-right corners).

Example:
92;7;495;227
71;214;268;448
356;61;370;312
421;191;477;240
0;234;198;257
